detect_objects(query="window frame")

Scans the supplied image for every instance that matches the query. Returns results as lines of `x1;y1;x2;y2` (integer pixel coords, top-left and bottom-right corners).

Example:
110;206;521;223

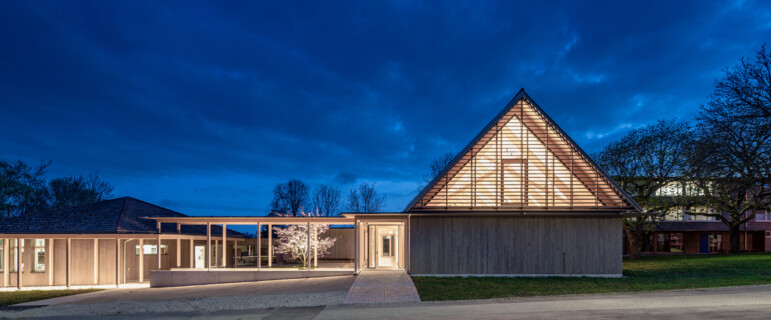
33;239;45;273
755;210;771;222
135;244;169;255
9;239;23;272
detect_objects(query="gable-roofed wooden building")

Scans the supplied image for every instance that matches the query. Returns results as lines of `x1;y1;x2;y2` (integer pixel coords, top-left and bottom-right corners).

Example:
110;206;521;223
346;89;641;277
0;197;244;289
4;89;642;289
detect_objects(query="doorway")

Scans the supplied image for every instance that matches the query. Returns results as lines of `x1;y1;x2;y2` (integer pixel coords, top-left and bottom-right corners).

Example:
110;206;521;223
194;245;206;268
376;226;397;267
365;224;403;269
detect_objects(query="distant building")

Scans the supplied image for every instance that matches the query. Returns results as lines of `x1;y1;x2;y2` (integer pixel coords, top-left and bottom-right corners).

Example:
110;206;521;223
625;181;770;254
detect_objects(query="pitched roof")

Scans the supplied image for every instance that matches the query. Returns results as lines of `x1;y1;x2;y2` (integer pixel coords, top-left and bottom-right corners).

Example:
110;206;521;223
0;197;244;236
405;89;641;213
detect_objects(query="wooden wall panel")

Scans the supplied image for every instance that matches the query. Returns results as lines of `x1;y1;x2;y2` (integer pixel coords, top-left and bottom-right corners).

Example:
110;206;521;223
409;216;622;275
180;239;192;268
53;239;67;286
98;240;118;284
70;239;95;285
322;229;354;260
1;237;222;287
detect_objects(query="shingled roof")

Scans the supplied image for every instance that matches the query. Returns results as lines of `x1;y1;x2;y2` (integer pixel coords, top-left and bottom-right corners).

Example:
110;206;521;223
0;197;243;237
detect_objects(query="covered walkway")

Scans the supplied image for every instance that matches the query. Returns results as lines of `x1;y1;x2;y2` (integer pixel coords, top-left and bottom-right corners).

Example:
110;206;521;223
145;215;358;287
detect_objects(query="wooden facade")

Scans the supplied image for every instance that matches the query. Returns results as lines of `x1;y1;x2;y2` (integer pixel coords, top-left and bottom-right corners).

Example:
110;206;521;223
0;236;239;288
397;90;640;276
408;216;622;275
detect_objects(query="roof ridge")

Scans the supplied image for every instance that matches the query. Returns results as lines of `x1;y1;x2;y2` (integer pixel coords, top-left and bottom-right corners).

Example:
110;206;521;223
404;89;528;211
22;197;127;217
115;197;131;232
126;197;189;217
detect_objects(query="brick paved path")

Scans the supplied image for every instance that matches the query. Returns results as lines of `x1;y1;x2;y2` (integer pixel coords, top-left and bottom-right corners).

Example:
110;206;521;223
343;271;421;304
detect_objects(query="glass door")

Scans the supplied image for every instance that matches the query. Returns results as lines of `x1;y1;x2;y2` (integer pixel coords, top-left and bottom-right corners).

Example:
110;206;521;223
375;226;397;268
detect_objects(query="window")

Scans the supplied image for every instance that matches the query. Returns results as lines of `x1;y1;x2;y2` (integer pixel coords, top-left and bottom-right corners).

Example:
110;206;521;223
657;233;684;253
655;183;682;196
10;239;23;272
382;236;392;257
34;239;45;272
674;207;717;222
136;244;168;255
708;234;722;253
684;214;717;222
766;231;771;238
756;210;771;221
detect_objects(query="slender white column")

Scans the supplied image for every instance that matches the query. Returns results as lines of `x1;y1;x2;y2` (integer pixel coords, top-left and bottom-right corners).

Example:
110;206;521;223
66;238;71;288
3;239;8;287
313;224;318;268
189;239;194;268
354;222;358;274
16;238;21;290
156;222;162;270
176;222;181;268
138;238;144;282
268;225;272;267
206;222;211;269
115;239;120;287
214;240;218;268
176;238;181;268
221;224;227;268
257;223;261;270
48;239;54;286
306;222;311;269
94;238;99;284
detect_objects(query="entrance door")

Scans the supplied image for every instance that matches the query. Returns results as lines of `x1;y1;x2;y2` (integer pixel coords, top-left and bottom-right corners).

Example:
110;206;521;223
194;245;206;268
375;226;398;268
699;233;709;254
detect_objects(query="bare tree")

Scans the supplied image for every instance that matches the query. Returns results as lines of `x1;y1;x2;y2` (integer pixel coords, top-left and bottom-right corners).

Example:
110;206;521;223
594;120;694;259
711;44;771;119
685;51;771;252
423;152;455;184
0;158;49;218
270;179;310;216
346;182;387;213
312;184;342;217
47;173;114;210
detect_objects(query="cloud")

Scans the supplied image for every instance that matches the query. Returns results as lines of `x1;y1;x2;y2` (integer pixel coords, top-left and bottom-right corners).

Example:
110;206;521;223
1;0;770;215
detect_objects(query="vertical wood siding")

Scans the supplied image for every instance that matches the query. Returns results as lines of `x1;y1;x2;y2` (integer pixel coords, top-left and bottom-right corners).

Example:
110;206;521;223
409;216;622;275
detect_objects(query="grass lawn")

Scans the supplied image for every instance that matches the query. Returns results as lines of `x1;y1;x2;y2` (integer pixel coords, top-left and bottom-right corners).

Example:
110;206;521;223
0;289;102;308
412;253;771;301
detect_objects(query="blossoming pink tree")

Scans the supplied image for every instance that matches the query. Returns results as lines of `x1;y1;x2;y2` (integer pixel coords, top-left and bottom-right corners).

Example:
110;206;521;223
272;210;337;267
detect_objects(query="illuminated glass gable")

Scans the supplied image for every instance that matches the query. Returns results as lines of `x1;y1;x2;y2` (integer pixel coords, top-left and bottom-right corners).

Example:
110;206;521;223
407;91;638;212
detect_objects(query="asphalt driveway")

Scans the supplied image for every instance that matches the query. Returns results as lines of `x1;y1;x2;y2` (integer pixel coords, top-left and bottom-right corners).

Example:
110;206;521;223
1;275;356;318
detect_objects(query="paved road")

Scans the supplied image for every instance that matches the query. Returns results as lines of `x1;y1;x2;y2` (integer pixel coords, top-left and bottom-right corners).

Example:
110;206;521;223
23;284;771;319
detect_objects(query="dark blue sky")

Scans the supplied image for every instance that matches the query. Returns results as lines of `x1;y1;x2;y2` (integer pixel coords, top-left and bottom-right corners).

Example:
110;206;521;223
2;1;770;217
